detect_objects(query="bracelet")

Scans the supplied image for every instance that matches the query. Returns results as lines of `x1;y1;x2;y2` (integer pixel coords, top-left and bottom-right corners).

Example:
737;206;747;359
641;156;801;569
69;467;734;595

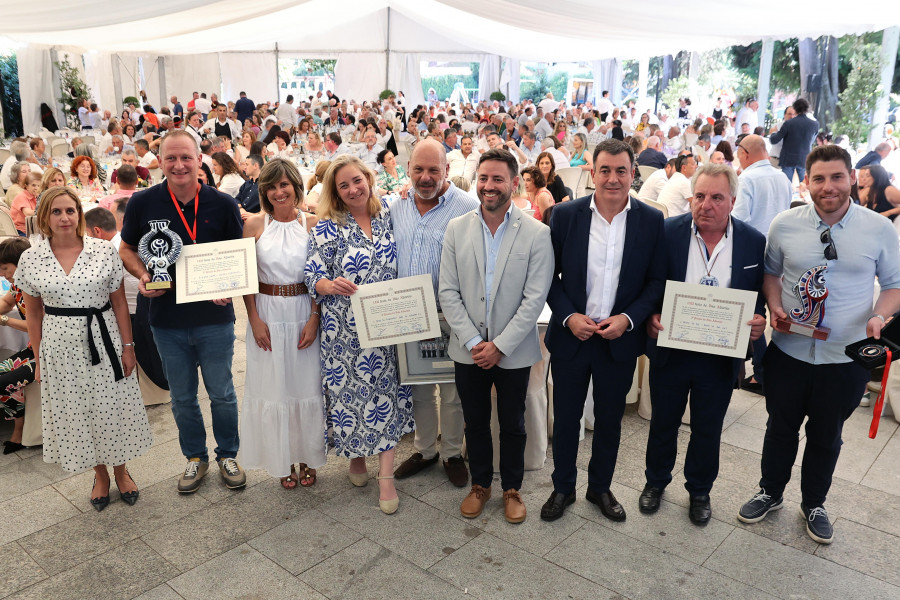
310;311;320;316
0;315;8;326
869;314;886;324
123;342;135;347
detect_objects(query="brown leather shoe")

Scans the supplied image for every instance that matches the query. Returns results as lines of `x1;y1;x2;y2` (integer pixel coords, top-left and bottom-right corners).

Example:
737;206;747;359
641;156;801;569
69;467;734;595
394;452;439;479
443;456;469;487
503;489;526;524
460;484;492;518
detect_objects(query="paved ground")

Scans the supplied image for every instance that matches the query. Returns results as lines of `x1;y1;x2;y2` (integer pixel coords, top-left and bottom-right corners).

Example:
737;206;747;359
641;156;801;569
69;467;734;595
2;304;900;600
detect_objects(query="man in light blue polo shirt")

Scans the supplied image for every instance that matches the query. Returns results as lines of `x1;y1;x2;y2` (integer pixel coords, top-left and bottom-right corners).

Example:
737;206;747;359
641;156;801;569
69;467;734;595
732;134;792;395
391;139;478;487
738;145;900;545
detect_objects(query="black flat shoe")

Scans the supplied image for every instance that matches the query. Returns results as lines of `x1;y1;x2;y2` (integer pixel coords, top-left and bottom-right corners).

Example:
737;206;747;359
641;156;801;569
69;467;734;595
2;441;25;454
639;484;664;514
586;488;626;522
116;470;140;506
689;495;711;525
540;490;576;521
90;477;110;512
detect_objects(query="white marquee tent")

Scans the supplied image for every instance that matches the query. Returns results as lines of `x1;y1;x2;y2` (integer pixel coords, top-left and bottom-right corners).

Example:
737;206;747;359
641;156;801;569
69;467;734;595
3;0;899;135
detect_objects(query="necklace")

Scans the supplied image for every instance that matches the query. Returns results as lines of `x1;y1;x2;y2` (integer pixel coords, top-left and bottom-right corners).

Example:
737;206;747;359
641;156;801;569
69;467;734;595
695;233;723;287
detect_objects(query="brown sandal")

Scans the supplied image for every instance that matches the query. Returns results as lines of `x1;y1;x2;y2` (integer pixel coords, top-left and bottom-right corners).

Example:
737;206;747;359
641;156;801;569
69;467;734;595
280;465;298;489
298;463;317;487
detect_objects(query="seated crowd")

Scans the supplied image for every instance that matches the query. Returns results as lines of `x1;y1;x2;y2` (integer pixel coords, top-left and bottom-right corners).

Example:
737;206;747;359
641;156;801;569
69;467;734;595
1;85;898;551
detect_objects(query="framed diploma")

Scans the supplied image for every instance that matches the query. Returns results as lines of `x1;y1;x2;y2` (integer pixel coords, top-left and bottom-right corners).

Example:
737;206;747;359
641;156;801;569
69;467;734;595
174;237;259;304
657;280;757;359
397;314;455;385
350;274;441;349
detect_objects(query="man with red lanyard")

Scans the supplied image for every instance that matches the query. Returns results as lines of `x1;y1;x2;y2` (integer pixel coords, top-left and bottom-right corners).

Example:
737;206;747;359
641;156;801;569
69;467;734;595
120;130;246;494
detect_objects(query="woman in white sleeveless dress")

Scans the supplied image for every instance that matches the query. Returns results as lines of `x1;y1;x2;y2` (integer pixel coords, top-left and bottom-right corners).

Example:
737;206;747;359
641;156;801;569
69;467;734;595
240;159;326;488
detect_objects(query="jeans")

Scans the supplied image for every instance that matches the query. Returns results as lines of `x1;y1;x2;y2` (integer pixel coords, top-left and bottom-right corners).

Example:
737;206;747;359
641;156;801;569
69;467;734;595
152;322;238;462
781;165;805;183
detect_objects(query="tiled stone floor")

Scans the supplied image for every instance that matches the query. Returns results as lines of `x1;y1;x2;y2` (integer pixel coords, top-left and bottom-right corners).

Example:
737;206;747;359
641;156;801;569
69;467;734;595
2;303;899;599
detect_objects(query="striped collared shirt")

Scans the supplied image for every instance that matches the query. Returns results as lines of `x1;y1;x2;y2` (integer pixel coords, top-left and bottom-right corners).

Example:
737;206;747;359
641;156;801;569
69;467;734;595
391;182;479;304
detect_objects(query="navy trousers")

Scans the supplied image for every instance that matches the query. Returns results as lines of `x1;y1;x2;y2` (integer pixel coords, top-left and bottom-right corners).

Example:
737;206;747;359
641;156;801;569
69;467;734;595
645;350;735;496
455;362;530;491
550;335;635;495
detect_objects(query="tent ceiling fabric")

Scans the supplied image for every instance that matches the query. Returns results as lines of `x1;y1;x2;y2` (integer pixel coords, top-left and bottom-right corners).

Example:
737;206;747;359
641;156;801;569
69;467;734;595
3;1;898;60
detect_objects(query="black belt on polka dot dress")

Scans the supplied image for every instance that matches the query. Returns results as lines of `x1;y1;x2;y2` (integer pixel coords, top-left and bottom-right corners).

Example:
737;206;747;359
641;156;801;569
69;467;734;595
43;302;125;381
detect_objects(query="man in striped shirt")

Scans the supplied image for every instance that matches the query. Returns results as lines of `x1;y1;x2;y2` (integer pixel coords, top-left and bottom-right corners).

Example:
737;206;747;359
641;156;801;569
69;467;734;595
391;139;479;487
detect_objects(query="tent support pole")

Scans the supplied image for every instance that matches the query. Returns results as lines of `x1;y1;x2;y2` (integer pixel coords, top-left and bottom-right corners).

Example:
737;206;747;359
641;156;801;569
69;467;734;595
158;56;167;110
49;48;66;129
111;54;124;116
869;26;899;150
275;43;280;103
385;7;391;91
757;37;774;129
638;56;649;107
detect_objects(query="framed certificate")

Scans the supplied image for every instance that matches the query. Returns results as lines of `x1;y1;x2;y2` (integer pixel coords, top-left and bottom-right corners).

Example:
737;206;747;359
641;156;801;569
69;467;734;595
397;314;455;385
175;237;259;304
350;274;441;349
657;280;757;359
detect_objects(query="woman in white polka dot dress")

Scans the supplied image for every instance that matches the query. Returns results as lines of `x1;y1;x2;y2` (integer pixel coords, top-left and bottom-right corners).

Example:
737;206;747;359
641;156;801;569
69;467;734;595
15;187;152;512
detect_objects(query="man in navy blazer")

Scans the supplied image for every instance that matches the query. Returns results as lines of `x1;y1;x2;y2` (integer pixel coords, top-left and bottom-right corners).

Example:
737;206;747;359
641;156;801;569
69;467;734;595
769;98;818;182
540;139;667;522
642;164;767;525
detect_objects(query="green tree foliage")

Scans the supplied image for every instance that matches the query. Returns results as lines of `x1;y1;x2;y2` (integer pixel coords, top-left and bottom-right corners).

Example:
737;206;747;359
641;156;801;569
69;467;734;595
54;58;92;130
730;40;801;97
420;63;478;103
834;37;882;148
659;76;692;113
291;59;336;78
0;53;23;137
519;65;569;102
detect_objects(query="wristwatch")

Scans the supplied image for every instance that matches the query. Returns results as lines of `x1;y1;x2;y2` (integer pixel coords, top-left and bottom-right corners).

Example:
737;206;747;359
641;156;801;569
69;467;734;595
0;315;8;326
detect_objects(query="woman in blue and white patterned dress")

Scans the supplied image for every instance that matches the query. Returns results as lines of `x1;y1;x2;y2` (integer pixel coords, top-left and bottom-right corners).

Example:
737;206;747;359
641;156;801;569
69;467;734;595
305;154;413;515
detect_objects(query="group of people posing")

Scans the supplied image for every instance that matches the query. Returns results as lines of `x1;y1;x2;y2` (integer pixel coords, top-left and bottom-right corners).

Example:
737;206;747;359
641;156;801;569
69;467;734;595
11;122;896;547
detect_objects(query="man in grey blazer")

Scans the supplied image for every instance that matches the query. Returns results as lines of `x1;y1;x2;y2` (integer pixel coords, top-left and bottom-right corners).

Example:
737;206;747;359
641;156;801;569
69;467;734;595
439;148;554;524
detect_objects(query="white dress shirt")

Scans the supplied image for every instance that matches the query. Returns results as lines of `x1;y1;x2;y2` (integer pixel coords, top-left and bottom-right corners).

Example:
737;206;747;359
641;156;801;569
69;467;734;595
202;117;240;140
585;199;630;321
275;102;297;128
447;149;479;181
637;168;670;202
194;98;212;115
138;151;157;169
686;219;733;288
546;147;570;170
112;232;140;314
534;118;554;141
657;172;692;217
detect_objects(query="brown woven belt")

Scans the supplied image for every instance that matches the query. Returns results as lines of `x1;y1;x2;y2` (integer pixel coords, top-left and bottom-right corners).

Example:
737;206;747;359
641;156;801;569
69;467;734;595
258;282;309;296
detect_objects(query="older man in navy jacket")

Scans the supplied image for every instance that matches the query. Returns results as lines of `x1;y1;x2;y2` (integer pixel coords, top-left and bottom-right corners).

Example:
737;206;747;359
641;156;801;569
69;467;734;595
540;139;667;523
642;164;767;525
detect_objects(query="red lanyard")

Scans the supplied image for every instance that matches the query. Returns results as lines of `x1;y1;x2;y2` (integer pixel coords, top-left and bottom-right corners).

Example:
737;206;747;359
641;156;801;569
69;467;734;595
167;183;200;244
870;348;892;439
